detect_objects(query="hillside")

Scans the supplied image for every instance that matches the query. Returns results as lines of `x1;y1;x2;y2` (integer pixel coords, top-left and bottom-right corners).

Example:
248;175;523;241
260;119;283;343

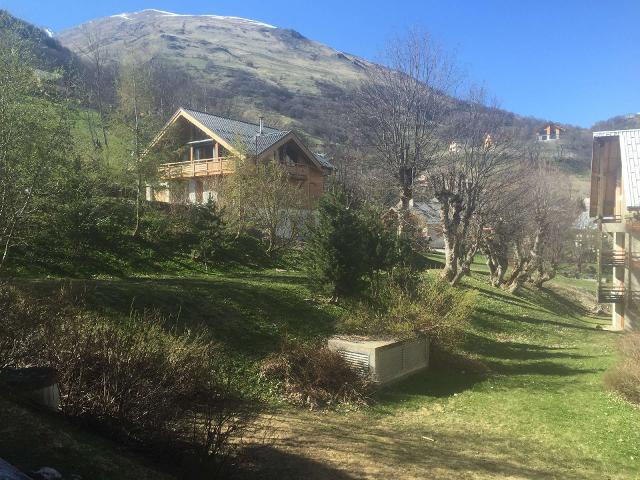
56;9;371;143
0;9;78;72
55;9;599;174
593;113;640;132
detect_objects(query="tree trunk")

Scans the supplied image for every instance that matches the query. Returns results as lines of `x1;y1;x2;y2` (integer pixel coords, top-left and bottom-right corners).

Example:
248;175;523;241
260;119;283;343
441;233;457;282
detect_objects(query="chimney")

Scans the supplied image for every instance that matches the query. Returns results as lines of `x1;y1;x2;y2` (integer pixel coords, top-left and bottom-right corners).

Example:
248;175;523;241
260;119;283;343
258;116;264;135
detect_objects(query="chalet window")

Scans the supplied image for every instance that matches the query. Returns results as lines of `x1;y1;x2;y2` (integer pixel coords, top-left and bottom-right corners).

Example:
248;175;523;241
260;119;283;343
193;145;214;160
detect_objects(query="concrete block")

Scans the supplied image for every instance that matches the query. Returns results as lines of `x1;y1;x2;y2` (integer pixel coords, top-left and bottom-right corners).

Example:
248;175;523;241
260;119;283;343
328;335;429;385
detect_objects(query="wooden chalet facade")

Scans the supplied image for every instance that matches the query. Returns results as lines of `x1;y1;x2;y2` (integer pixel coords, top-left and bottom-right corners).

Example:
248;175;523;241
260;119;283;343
147;108;333;205
590;129;640;330
537;123;564;141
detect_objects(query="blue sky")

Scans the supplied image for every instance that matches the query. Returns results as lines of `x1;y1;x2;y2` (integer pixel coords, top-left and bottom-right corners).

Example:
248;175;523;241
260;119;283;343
2;0;639;127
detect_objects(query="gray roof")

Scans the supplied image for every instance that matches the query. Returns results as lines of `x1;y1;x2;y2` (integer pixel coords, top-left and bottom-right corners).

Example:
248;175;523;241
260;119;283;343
183;108;290;156
314;153;334;170
393;198;441;224
594;129;640;209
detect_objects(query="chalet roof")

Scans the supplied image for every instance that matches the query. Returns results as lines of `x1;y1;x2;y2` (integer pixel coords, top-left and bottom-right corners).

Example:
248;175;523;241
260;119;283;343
183;108;291;156
537;123;565;134
593;129;640;210
314;153;334;170
392;198;441;224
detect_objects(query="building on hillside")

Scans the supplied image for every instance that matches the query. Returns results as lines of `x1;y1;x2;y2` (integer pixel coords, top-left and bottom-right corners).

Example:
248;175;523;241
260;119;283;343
389;198;444;249
590;129;640;330
146;108;333;204
537;123;565;141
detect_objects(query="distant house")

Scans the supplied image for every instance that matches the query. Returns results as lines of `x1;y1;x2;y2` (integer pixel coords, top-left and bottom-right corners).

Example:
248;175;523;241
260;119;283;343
390;198;444;249
589;129;640;330
537;123;565;141
146;108;333;204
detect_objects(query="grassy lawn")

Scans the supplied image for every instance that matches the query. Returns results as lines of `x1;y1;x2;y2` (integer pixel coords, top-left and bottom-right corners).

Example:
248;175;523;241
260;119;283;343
243;272;640;479
3;266;639;479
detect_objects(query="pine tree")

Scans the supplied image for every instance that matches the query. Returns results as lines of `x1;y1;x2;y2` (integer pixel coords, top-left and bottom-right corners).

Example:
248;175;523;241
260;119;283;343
305;190;368;299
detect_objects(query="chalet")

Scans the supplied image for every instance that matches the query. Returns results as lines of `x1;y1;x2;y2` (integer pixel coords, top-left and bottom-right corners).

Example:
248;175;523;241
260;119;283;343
537;123;564;141
590;129;640;330
146;108;333;204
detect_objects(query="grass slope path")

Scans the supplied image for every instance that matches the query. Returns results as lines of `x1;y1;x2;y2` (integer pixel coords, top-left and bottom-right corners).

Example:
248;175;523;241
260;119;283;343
250;274;640;480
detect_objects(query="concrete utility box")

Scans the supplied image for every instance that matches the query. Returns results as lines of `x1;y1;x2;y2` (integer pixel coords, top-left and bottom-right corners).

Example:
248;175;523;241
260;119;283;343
328;335;429;385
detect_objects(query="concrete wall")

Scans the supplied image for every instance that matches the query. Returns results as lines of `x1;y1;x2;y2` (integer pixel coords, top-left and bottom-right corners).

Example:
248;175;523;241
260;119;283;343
328;336;429;385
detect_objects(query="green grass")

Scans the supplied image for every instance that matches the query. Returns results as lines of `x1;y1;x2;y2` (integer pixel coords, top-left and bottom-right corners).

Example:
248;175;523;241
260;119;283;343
4;265;640;479
256;272;640;479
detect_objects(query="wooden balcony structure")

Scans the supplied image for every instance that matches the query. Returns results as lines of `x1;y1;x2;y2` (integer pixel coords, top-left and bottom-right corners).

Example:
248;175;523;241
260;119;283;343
158;157;311;181
599;249;627;267
597;286;625;303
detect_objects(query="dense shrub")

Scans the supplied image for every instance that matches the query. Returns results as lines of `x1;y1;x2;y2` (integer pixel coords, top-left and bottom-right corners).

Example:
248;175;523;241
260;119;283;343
304;190;370;298
605;333;640;404
260;340;372;410
0;284;258;476
339;277;477;349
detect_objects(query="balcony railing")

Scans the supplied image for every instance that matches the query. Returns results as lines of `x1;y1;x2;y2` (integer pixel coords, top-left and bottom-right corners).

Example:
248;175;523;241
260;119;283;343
597;286;625;303
600;250;627;267
600;214;622;224
159;157;235;179
158;158;310;180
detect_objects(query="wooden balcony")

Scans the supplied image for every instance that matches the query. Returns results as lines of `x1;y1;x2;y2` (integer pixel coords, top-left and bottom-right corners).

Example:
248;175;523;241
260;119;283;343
597;286;625;303
600;214;622;224
159;157;309;180
159;157;235;179
600;250;626;267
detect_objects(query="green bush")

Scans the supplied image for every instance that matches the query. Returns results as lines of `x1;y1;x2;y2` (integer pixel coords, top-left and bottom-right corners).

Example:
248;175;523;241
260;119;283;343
605;333;640;404
339;277;477;349
305;190;369;298
305;190;421;299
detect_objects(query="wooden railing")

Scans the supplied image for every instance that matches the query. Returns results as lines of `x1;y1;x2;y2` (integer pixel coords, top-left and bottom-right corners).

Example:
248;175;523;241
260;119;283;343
287;163;309;178
597;286;625;303
159;157;235;179
159;158;310;180
600;250;627;267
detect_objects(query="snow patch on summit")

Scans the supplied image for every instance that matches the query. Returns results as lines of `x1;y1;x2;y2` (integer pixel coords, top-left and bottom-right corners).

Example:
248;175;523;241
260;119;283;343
111;9;276;28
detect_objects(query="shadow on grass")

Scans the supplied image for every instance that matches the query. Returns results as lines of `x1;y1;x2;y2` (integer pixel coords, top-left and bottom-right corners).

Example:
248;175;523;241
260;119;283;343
19;277;338;359
377;368;485;405
263;412;593;480
473;306;600;332
233;445;356;480
463;331;590;360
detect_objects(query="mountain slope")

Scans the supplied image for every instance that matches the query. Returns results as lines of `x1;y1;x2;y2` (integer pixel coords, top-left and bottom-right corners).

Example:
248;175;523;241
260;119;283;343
56;9;598;176
57;9;370;141
0;9;78;72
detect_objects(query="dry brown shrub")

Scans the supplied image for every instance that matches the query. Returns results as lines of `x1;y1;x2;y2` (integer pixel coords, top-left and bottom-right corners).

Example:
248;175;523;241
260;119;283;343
260;340;372;410
0;283;259;477
605;333;640;404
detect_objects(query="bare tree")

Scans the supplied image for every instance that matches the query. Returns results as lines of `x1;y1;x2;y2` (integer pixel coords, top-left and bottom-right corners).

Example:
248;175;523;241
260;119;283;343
479;183;528;287
429;90;518;285
115;58;163;238
221;157;306;256
355;29;457;219
505;144;580;293
78;25;114;148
